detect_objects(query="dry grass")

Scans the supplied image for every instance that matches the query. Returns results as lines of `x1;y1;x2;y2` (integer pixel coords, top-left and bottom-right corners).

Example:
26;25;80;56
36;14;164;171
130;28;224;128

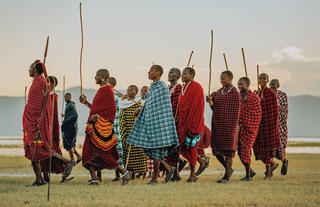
0;154;319;207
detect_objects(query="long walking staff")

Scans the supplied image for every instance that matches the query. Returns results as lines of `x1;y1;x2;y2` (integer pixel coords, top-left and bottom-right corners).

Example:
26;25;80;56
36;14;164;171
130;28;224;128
241;48;248;77
187;50;194;67
47;79;55;202
79;2;84;95
223;53;229;71
257;65;260;90
208;29;213;95
24;86;27;105
61;76;65;118
43;36;49;65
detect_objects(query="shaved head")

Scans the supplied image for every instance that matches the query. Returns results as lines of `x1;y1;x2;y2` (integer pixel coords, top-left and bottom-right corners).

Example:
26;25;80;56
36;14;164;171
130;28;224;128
108;77;117;87
97;69;110;78
259;73;269;81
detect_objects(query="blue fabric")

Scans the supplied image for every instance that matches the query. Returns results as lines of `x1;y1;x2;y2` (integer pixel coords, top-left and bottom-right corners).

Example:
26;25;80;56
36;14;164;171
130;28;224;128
114;94;123;166
61;101;78;150
127;80;179;149
185;134;201;147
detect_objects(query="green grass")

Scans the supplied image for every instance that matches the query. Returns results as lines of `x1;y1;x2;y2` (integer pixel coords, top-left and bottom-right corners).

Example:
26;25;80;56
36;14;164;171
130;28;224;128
0;154;320;206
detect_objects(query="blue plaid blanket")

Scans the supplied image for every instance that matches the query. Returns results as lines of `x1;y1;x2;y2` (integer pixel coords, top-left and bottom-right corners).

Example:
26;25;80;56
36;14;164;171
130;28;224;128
114;94;123;166
127;80;179;149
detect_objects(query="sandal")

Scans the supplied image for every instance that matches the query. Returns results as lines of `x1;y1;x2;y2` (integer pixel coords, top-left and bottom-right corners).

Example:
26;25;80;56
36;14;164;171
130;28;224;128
147;180;158;185
75;157;82;165
186;177;198;183
240;176;252;182
195;157;210;176
88;180;99;185
31;180;46;186
163;166;176;183
281;160;288;175
216;177;229;183
250;170;256;178
178;159;187;172
112;177;121;182
62;161;74;180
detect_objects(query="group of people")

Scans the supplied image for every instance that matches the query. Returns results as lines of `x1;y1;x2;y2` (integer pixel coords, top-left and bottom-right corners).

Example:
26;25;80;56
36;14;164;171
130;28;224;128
22;59;288;186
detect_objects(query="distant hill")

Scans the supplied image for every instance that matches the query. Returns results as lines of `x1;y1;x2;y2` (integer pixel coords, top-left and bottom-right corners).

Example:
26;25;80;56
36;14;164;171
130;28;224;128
0;86;319;137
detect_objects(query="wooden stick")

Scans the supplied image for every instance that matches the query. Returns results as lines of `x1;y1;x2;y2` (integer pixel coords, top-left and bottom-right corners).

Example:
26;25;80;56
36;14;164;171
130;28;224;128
208;29;213;95
125;145;131;170
24;86;27;105
43;36;49;64
79;2;84;95
223;53;229;71
257;65;260;90
187;50;194;67
113;89;142;107
241;48;248;77
152;61;155;65
192;64;194;69
61;76;65;118
47;80;55;202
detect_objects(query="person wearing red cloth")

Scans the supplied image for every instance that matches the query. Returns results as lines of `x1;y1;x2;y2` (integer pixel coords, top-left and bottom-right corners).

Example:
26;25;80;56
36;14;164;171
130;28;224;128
40;76;68;183
23;60;73;186
237;77;262;181
177;67;205;183
208;71;240;183
79;69;131;185
254;73;281;179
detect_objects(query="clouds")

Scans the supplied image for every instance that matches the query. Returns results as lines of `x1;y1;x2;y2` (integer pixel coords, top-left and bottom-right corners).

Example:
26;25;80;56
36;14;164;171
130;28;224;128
263;46;320;96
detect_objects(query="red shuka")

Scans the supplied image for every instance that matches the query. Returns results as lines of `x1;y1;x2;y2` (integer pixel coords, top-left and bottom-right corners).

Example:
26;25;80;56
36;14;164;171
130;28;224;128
82;85;120;170
177;81;204;167
211;86;241;154
40;93;65;173
238;90;262;164
198;126;211;157
23;75;53;161
253;87;281;161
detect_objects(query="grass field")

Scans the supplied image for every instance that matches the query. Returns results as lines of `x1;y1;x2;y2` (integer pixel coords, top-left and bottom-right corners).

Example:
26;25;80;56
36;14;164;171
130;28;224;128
0;154;320;206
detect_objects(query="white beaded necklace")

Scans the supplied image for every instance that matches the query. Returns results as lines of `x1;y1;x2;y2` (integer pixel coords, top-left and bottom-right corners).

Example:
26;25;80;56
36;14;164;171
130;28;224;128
182;81;192;96
221;86;234;95
169;83;178;95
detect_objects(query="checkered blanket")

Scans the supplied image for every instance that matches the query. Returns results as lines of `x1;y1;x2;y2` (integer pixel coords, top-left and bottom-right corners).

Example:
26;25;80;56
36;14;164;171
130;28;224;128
238;90;262;164
254;87;281;155
114;94;123;166
211;86;241;151
277;90;288;149
127;80;179;149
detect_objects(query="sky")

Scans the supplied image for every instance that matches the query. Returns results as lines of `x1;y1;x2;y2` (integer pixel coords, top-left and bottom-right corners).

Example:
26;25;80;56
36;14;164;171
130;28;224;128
0;0;319;96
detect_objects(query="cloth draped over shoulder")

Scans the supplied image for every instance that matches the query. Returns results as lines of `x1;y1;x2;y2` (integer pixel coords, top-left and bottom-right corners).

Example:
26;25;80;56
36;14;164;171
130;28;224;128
211;86;241;153
127;80;179;149
40;93;65;173
61;101;78;151
113;94;123;166
82;85;119;170
120;100;147;173
238;90;262;164
177;81;205;166
239;90;262;149
277;90;288;149
169;84;182;118
253;87;281;159
23;75;53;161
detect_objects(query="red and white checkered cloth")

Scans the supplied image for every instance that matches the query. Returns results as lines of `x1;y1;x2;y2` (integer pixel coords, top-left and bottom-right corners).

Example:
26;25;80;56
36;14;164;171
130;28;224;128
147;157;154;173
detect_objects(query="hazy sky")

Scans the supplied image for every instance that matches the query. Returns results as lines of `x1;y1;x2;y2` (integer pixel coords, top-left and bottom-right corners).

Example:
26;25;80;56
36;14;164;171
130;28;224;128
0;0;319;96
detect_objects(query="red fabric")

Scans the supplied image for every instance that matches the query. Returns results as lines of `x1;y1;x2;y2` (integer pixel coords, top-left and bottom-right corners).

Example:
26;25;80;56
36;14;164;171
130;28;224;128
88;85;116;123
82;135;120;170
253;87;281;162
40;94;65;173
169;84;182;118
82;86;119;170
211;86;240;153
197;126;211;157
238;90;262;164
23;75;53;161
177;81;205;167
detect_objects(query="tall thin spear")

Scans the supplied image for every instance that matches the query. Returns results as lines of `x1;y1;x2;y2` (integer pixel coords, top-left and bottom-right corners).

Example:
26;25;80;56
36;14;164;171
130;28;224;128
79;2;84;95
208;29;213;95
241;48;248;77
61;75;65;118
223;53;229;71
187;50;194;67
43;36;49;64
257;65;260;90
24;86;27;105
